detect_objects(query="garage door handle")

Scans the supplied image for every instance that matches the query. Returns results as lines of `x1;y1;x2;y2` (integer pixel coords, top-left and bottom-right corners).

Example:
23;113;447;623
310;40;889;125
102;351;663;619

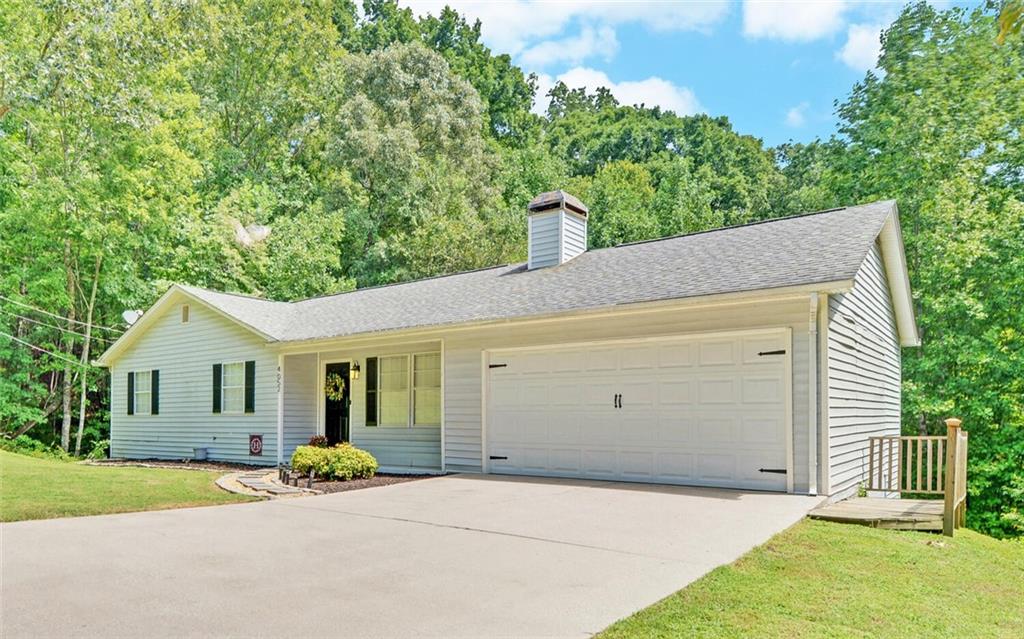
758;468;787;474
489;455;508;460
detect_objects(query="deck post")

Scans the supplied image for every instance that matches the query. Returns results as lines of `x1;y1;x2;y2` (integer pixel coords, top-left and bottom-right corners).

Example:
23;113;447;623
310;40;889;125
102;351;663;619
942;418;962;537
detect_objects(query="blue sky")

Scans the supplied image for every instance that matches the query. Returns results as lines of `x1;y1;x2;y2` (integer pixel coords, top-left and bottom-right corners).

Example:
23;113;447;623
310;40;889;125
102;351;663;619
403;1;973;146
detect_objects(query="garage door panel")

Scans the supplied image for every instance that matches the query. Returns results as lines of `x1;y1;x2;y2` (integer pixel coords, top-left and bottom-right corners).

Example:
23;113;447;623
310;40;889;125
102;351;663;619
486;330;789;492
658;343;695;368
741;334;787;363
699;340;736;366
741;416;784;444
655;452;695;481
698;454;737;482
549;414;582;445
582;450;617;477
695;416;737;442
698;378;737;404
742;376;784;404
620;451;654;480
657;414;693;443
585;349;618;372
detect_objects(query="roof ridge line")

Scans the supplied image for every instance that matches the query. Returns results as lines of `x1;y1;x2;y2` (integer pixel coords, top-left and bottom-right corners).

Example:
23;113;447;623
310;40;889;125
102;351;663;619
607;205;870;251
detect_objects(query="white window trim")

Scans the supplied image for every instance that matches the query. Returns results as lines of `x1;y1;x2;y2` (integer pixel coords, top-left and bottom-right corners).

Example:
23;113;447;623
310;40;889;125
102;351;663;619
372;351;442;429
221;360;245;415
134;370;152;416
412;351;441;428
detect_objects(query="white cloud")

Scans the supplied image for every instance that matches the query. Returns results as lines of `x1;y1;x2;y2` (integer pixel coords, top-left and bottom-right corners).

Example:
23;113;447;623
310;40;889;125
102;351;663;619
837;23;883;71
535;67;703;116
402;1;730;57
785;102;809;127
743;0;848;41
519;25;619;69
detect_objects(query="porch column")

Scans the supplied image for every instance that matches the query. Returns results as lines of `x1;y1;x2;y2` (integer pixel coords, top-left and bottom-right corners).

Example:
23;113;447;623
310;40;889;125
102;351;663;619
277;353;285;466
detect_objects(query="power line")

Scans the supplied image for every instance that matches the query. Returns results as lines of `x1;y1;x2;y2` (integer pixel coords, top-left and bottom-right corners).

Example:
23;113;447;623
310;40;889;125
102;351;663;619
0;294;125;334
0;308;117;344
0;330;90;368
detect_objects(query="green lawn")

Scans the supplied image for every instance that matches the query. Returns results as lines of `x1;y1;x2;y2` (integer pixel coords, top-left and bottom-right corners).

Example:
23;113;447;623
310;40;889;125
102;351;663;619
0;450;255;522
600;519;1024;639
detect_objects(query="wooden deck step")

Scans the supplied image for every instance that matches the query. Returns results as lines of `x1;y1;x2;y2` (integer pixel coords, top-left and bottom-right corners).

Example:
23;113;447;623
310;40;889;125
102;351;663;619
808;497;944;531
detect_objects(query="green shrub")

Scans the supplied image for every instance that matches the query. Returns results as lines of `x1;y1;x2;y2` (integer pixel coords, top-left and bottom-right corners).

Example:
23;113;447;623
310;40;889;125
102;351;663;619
290;443;377;481
0;435;72;460
86;439;110;460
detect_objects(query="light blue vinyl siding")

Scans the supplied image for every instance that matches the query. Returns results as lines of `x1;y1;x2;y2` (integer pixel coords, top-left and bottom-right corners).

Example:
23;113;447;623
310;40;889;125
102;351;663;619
827;241;902;497
110;298;279;465
528;211;561;269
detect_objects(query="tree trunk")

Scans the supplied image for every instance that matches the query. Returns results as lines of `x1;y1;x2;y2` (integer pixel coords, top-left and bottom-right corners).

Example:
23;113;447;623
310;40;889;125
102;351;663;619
60;240;75;450
74;254;102;456
918;412;927;437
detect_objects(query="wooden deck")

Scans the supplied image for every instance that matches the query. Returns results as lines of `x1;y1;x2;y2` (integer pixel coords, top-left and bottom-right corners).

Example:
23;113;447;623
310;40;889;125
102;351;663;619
808;498;945;531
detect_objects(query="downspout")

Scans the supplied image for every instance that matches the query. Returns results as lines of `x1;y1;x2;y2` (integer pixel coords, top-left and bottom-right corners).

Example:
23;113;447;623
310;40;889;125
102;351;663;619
277;353;285;466
807;293;819;495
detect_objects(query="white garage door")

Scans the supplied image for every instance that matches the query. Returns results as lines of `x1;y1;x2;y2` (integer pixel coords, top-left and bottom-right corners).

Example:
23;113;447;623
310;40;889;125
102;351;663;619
485;329;791;491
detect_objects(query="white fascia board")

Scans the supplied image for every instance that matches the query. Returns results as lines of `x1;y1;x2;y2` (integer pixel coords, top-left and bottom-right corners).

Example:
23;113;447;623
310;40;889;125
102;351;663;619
878;206;921;347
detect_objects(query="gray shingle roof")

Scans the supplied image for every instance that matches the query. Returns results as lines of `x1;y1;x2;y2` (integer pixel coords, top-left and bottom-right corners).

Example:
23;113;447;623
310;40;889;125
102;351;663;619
185;200;896;343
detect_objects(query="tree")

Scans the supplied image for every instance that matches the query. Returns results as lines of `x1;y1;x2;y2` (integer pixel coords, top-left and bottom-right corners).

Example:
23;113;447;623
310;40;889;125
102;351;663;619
829;2;1024;536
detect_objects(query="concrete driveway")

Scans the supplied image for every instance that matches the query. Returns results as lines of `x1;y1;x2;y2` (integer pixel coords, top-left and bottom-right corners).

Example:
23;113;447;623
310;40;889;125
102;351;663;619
2;475;821;638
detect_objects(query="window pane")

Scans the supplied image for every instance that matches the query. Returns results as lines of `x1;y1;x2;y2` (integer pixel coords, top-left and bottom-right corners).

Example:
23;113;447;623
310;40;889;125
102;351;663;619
135;371;151;393
380;390;410;426
223;387;244;413
413;353;440;388
135;391;151;415
223;362;244;387
414;389;440;426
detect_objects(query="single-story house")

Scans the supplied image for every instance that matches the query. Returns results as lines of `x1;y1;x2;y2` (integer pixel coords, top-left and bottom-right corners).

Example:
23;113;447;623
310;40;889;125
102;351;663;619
96;192;918;499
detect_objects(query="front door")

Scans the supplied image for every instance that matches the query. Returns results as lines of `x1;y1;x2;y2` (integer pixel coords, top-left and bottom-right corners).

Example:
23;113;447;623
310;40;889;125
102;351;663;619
324;362;351;444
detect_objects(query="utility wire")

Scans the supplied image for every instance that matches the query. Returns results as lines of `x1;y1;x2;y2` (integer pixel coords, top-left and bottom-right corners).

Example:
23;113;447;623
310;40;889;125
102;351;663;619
0;294;125;334
0;308;117;344
0;329;90;368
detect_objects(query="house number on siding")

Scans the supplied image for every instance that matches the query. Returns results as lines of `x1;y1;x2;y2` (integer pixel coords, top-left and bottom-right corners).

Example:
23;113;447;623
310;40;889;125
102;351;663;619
276;366;282;392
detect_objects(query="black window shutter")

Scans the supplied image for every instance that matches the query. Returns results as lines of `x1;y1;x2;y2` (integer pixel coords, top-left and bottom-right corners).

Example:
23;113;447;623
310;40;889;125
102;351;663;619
151;370;159;415
365;357;377;426
127;371;135;415
244;360;256;414
212;364;222;414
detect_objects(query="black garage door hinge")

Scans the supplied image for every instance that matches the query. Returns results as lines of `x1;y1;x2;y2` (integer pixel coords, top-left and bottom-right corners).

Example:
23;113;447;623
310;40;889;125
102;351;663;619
488;363;508;369
757;349;787;356
758;468;787;474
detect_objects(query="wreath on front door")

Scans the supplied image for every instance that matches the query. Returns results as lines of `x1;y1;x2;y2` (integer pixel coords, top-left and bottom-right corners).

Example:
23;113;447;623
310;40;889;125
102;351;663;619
324;372;347;402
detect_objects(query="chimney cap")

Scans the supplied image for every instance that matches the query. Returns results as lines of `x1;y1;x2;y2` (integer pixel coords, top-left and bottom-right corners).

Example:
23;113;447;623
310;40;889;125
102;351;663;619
528;190;588;217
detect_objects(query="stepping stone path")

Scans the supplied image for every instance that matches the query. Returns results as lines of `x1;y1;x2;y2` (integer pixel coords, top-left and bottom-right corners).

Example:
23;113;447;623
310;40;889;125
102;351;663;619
216;470;312;498
236;472;305;495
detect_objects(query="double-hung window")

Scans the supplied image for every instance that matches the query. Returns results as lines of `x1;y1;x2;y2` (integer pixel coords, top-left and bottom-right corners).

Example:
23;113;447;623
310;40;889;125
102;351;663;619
366;352;441;427
378;355;410;427
133;371;152;415
413;353;441;426
222;362;245;414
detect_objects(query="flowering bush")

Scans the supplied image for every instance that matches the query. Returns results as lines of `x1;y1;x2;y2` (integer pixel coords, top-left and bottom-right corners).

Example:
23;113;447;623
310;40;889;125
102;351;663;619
291;443;377;480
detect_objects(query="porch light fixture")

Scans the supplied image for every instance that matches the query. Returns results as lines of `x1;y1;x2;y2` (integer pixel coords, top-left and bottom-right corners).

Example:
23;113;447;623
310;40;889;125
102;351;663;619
350;362;360;380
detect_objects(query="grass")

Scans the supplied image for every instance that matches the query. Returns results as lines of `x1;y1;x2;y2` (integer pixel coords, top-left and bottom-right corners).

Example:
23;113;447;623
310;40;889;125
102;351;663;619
600;519;1024;639
0;450;255;522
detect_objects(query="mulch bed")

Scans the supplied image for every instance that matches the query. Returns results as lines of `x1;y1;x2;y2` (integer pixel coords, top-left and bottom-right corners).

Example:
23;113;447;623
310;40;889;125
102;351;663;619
86;458;268;473
309;474;433;493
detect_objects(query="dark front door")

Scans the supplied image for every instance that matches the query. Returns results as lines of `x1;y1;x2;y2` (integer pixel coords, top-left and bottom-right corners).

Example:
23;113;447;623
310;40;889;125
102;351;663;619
324;362;351;444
